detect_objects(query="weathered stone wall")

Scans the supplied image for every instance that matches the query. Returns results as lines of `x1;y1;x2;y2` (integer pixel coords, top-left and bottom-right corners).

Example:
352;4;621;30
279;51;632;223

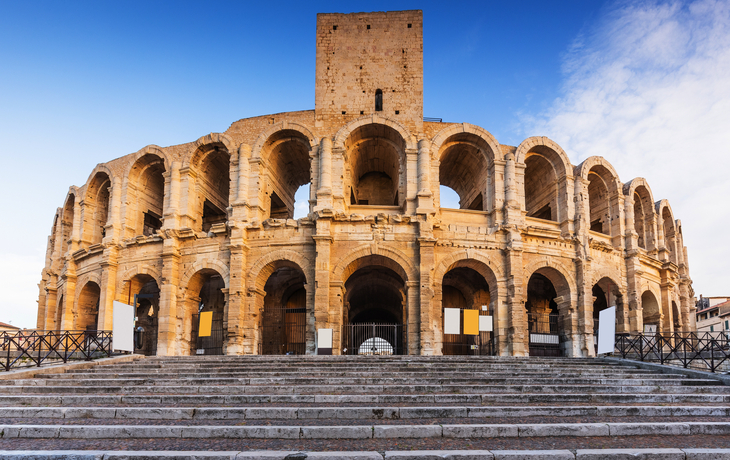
36;10;694;358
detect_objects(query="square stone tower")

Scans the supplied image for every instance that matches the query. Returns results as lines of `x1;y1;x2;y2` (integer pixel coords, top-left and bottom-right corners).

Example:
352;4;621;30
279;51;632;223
315;10;423;132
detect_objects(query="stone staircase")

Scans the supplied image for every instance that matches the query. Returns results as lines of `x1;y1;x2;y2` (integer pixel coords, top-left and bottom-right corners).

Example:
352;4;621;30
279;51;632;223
1;355;729;459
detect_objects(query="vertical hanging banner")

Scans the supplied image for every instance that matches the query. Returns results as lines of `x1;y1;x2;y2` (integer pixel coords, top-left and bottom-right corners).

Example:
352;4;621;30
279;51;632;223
444;308;461;335
112;301;134;352
317;328;333;355
597;306;616;355
463;309;479;335
479;315;493;332
198;311;213;337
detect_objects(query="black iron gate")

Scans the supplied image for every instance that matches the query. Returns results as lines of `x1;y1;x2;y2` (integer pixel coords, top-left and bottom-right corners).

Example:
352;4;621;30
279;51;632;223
528;313;561;356
442;308;495;356
344;323;406;355
191;312;224;355
261;306;306;355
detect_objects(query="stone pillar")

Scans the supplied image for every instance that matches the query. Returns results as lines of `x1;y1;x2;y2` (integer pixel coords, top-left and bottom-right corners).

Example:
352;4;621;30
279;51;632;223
316;138;334;210
162;162;181;230
97;248;119;331
416;139;433;213
157;240;181;355
406;281;420;355
504;229;525;356
177;166;197;230
575;259;593;357
418;237;436;355
225;242;247;355
503;153;521;226
70;194;82;253
556;295;579;357
236;145;251;206
61;273;77;331
105;177;123;244
43;288;57;331
314;218;333;354
405;147;419;214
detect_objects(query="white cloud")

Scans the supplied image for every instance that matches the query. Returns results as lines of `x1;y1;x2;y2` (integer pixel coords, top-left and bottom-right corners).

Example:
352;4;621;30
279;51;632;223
526;0;730;297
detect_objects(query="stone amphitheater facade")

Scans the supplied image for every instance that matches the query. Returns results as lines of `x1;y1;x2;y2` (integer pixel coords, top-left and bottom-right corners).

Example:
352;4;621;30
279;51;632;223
36;10;694;358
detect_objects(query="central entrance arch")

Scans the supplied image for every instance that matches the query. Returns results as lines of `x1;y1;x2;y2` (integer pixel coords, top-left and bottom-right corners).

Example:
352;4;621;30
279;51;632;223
341;255;408;355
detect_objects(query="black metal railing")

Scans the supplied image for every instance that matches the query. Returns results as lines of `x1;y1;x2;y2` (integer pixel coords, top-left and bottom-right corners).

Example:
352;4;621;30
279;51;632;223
1;330;113;372
527;313;561;357
614;331;730;373
191;312;224;356
344;323;407;355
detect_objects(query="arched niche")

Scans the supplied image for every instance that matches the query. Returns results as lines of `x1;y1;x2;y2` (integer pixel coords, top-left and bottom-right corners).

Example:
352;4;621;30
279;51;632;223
125;153;166;237
84;171;111;245
182;269;227;355
641;290;661;330
437;132;497;211
261;129;312;219
260;263;307;355
75;281;100;331
124;274;160;356
344;123;406;207
191;144;230;232
525;266;573;357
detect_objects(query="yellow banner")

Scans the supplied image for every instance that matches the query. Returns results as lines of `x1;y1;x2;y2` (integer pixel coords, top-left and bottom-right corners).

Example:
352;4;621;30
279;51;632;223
463;309;479;335
199;311;213;337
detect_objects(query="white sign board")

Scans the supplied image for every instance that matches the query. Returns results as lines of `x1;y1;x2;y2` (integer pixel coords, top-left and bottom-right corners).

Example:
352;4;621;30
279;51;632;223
317;328;333;349
597;306;616;355
479;315;493;332
444;308;460;335
112;301;135;352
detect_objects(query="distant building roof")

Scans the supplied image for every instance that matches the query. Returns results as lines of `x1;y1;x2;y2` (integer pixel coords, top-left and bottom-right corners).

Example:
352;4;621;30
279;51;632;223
0;321;20;330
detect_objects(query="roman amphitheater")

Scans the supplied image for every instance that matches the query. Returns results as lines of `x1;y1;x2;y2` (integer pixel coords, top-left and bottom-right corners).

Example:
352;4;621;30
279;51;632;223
35;10;693;358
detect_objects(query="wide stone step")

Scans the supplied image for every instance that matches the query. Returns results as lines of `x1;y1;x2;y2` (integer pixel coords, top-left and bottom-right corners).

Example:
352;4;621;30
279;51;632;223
2;405;727;420
0;392;726;406
2;421;729;439
14;377;713;387
2;383;727;395
1;448;728;460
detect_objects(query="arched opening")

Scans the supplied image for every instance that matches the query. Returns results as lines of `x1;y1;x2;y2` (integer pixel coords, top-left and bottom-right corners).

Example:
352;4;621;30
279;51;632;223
126;154;165;237
672;300;681;331
439;186;460;209
587;169;610;235
55;294;64;332
662;207;676;263
524;154;557;221
192;145;229;232
634;193;646;249
591;277;623;353
262;130;312;220
85;172;111;245
345;124;404;207
75;281;100;331
185;269;226;355
631;185;654;251
124;274;160;356
261;264;307;355
375;89;383;112
441;266;493;355
342;256;407;355
438;133;494;211
293;184;310;219
641;290;661;331
525;268;571;356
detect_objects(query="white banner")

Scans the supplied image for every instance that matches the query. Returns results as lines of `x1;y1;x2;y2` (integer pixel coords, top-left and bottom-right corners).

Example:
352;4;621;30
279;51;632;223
597;306;616;355
479;315;493;332
112;301;135;352
317;328;333;349
444;308;460;335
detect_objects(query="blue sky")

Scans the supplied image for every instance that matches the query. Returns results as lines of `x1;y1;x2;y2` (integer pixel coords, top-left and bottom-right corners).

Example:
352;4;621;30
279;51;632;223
2;0;727;328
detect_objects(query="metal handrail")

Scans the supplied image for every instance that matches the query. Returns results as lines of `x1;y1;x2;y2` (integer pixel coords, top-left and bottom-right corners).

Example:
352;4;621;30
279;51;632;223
1;330;113;371
614;331;730;373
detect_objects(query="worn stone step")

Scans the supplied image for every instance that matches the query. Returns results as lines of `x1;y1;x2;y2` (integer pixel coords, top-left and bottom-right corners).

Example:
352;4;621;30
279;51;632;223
1;392;727;407
2;421;730;439
1;405;728;420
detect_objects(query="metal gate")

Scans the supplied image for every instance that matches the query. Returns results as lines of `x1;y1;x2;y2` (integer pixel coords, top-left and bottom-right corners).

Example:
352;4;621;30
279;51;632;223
528;313;561;356
442;308;495;356
344;323;406;355
261;306;306;355
191;312;224;355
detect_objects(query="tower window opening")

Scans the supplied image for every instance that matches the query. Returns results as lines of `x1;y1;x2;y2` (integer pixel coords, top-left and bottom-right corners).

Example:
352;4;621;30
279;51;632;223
367;24;370;29
408;23;412;28
333;25;337;30
395;110;399;115
375;89;383;112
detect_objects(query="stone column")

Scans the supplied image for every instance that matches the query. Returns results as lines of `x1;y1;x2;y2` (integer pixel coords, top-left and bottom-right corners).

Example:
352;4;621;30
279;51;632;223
105;177;123;244
316;139;334;210
71;194;82;253
503;153;521;226
406;280;420;355
418;237;436;355
556;295;579;357
225;242;247;354
156;240;181;356
163;162;181;230
416;139;433;213
313;218;333;354
504;229;525;356
97;248;119;331
405;147;419;214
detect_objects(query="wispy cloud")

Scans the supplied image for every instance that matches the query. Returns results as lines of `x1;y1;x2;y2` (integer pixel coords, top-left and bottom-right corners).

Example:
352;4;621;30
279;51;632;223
526;0;730;296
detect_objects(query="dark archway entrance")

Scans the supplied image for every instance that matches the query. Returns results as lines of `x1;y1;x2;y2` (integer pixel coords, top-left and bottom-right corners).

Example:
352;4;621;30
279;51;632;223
343;261;407;355
261;265;307;355
526;273;562;356
441;267;493;355
187;270;226;355
126;274;160;356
